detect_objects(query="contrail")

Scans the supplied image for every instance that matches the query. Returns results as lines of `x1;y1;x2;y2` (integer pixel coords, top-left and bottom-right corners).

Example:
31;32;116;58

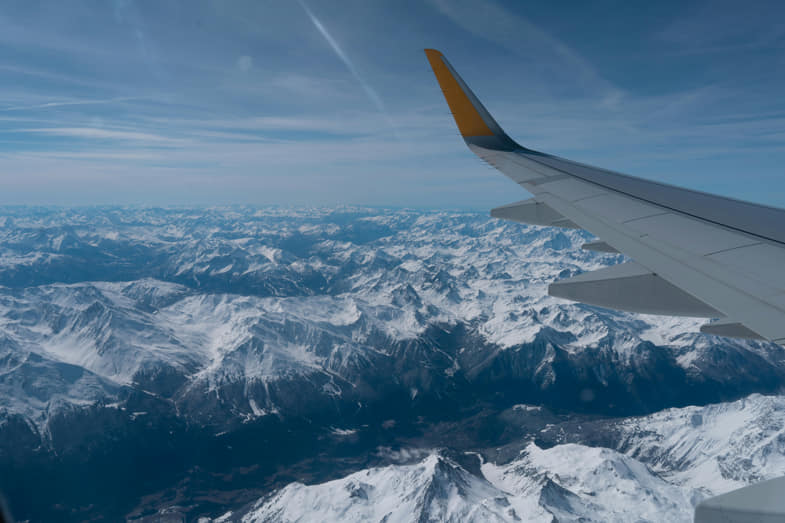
298;0;397;135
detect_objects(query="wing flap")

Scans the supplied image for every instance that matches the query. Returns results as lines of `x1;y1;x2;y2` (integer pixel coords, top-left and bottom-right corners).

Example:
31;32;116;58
700;319;764;340
549;262;722;317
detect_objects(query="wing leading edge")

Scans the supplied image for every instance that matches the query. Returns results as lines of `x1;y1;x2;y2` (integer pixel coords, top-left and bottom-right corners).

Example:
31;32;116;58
425;48;785;343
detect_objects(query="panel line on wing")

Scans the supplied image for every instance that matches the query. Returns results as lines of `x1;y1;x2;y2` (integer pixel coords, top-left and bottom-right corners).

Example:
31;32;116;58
525;174;572;186
703;242;763;257
621;212;671;224
572;193;611;203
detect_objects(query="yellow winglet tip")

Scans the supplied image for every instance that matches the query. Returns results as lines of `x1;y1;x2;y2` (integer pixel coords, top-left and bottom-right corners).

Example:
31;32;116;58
424;49;494;137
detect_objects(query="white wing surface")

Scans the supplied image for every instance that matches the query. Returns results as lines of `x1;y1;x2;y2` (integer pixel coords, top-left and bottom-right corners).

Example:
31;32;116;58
425;49;785;343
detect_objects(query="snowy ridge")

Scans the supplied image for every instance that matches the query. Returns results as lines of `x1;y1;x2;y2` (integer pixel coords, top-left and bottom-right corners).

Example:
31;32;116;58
226;455;518;523
615;393;785;495
482;443;694;522
222;394;785;523
225;444;695;523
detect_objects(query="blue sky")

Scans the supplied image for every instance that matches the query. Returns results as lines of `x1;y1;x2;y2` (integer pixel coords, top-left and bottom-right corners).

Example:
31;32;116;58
1;0;784;208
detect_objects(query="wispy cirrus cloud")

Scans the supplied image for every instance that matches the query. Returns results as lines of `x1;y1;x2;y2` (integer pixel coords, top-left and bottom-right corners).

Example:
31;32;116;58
140;112;445;137
18;127;189;145
3;97;141;112
430;0;623;104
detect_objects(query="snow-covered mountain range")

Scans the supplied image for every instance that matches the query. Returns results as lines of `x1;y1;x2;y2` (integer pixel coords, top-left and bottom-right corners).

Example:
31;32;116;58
0;206;783;521
225;394;785;523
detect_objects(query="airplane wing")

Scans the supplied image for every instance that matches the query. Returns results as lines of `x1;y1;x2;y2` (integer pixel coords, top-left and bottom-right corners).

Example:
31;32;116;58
425;48;785;343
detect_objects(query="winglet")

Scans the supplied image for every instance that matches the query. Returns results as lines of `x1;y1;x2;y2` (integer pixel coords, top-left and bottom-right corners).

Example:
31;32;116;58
425;49;517;150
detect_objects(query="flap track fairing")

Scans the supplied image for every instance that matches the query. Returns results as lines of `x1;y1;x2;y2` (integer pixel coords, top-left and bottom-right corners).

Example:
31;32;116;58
491;199;580;229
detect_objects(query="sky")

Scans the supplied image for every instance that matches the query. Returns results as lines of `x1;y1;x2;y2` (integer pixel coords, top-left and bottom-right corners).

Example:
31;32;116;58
1;0;785;208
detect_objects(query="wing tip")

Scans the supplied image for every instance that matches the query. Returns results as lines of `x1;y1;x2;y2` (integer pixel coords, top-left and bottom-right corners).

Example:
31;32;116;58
424;48;519;151
424;48;496;138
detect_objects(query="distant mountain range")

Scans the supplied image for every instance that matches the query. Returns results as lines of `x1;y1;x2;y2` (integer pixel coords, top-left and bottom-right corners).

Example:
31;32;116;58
1;206;783;521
